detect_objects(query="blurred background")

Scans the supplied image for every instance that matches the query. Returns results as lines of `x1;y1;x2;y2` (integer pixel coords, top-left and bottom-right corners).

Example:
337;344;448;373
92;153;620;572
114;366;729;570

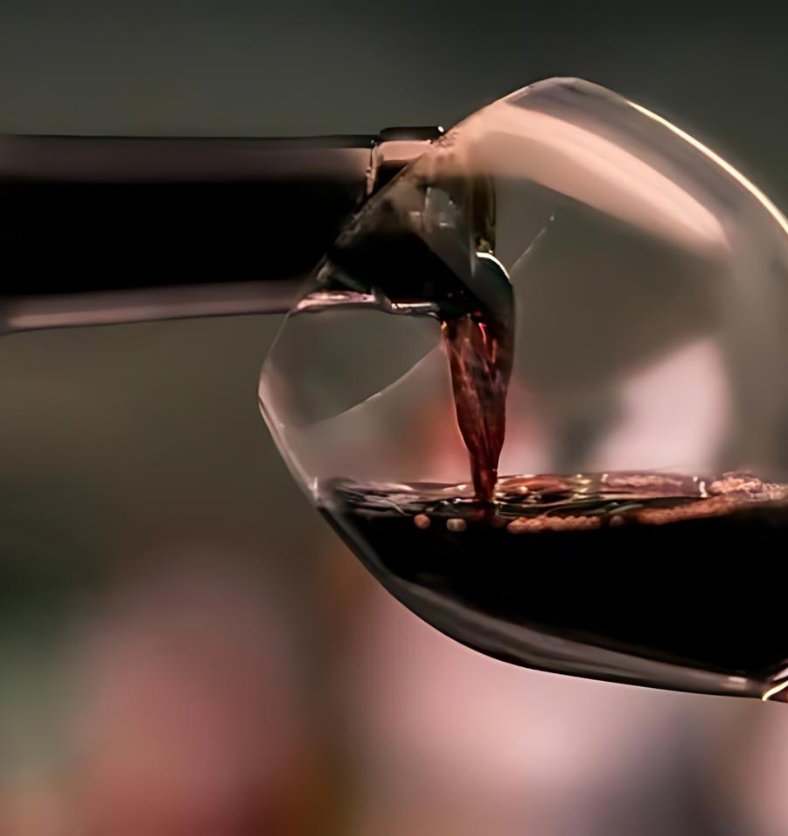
2;3;788;833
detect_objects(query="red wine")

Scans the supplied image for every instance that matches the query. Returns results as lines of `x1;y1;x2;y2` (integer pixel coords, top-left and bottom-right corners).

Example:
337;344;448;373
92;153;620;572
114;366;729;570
319;471;788;699
441;310;511;506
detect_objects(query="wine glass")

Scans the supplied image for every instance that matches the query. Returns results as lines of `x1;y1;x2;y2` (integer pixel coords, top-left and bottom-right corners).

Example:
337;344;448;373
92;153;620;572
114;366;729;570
260;77;788;702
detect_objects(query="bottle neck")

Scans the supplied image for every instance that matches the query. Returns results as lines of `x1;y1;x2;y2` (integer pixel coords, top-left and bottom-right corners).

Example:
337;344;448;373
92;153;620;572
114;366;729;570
0;129;439;334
